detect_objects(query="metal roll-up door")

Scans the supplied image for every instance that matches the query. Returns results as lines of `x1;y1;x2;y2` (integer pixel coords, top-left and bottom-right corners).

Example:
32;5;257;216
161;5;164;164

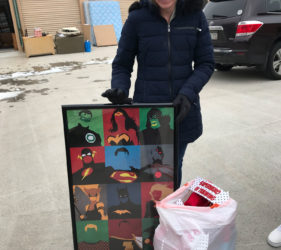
18;0;81;36
118;0;134;23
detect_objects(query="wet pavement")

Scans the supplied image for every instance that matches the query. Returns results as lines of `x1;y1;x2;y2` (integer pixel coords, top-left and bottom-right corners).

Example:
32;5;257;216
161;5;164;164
0;47;280;250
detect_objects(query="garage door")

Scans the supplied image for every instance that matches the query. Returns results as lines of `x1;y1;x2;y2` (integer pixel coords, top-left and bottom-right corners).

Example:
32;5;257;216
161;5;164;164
18;0;81;36
119;0;134;23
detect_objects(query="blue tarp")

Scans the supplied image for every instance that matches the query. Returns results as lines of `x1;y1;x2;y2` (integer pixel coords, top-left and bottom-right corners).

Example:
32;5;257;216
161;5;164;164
83;1;123;45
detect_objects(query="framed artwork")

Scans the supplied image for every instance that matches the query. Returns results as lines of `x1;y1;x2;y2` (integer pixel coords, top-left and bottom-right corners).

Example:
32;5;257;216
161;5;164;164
62;104;178;250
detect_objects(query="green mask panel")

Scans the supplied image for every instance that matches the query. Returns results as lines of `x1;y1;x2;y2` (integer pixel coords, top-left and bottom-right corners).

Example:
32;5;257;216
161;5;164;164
80;113;92;122
150;118;160;129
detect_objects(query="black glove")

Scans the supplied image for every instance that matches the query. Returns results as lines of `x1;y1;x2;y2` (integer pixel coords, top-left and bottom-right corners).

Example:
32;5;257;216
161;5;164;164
101;88;132;104
173;94;191;123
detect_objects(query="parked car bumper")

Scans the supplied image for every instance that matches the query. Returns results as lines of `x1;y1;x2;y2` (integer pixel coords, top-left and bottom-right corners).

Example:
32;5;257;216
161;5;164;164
213;43;267;66
213;48;250;65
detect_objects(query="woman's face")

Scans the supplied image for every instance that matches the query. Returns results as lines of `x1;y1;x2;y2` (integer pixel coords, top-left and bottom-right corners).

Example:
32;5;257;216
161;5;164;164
155;0;177;11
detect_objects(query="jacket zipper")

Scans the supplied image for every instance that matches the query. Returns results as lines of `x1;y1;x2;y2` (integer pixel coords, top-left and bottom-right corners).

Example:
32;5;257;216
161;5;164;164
175;26;202;32
168;23;173;100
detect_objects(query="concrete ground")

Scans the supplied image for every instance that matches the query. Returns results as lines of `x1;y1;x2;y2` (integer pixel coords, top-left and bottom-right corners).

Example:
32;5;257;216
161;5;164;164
0;47;280;250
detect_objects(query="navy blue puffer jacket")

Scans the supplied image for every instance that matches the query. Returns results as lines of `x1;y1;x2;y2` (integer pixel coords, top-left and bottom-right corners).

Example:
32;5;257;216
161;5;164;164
111;0;214;143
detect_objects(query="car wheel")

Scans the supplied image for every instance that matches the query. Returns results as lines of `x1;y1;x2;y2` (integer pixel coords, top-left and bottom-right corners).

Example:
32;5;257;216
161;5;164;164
266;42;281;80
215;64;233;71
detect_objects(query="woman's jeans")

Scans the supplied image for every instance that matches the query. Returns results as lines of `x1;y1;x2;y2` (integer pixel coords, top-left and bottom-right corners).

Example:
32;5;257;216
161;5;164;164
177;140;188;189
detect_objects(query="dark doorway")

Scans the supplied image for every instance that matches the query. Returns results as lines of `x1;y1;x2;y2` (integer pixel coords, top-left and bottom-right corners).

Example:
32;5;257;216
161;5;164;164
0;0;15;49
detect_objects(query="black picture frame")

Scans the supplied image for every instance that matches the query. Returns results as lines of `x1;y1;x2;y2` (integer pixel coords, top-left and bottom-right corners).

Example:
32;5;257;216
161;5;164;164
62;103;178;250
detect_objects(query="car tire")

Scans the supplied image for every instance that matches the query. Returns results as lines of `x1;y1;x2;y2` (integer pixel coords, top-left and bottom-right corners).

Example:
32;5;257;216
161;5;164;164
266;42;281;80
215;64;233;71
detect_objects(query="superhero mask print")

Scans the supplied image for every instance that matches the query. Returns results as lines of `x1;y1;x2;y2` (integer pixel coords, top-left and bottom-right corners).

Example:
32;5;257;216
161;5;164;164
76;220;109;248
108;185;141;219
106;108;139;145
74;186;91;220
140;108;173;145
74;185;108;221
150;146;164;179
144;183;173;218
149;115;160;130
68;109;102;147
109;220;142;250
140;145;173;182
72;148;112;185
107;147;140;183
79;110;92;122
78;148;95;180
85;186;108;220
79;149;96;180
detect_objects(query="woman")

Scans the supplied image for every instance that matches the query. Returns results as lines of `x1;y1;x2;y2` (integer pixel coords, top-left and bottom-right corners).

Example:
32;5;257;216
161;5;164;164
102;0;214;187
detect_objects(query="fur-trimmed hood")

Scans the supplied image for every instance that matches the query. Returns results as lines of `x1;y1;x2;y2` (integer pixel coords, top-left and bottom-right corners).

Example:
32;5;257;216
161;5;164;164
129;0;204;15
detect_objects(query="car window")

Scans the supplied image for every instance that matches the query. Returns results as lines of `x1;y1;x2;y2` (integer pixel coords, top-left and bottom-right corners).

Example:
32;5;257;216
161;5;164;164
267;0;281;12
204;0;246;19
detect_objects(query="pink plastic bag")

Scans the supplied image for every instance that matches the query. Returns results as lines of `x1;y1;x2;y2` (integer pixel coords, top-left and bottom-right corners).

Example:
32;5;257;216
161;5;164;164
154;178;237;250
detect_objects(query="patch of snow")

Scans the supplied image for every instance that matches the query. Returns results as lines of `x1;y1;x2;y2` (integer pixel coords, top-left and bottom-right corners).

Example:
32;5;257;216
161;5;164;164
83;59;113;65
0;91;23;101
0;59;113;81
35;67;70;76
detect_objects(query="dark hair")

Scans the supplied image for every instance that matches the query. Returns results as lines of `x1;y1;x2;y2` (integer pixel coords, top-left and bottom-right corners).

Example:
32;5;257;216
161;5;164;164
146;108;161;128
79;109;92;117
145;108;171;129
110;108;139;141
81;148;92;155
115;147;130;156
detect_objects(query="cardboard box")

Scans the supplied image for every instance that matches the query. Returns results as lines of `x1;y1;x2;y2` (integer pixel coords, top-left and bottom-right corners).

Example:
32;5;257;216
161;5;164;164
55;34;84;54
23;35;55;57
93;25;117;47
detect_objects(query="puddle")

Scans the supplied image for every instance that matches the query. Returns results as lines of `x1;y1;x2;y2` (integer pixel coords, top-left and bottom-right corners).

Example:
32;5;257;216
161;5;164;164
50;61;83;71
77;76;89;79
93;80;106;82
32;66;49;72
25;88;49;95
50;61;81;67
0;78;48;86
32;88;49;95
0;89;10;93
95;57;109;61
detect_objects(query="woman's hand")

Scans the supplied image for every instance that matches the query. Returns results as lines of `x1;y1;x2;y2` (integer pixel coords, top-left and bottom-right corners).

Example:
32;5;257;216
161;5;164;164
173;94;191;123
101;88;132;104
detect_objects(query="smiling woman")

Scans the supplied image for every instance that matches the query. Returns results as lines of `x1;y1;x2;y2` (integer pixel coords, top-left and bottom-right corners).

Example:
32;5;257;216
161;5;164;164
152;0;177;22
102;0;214;188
